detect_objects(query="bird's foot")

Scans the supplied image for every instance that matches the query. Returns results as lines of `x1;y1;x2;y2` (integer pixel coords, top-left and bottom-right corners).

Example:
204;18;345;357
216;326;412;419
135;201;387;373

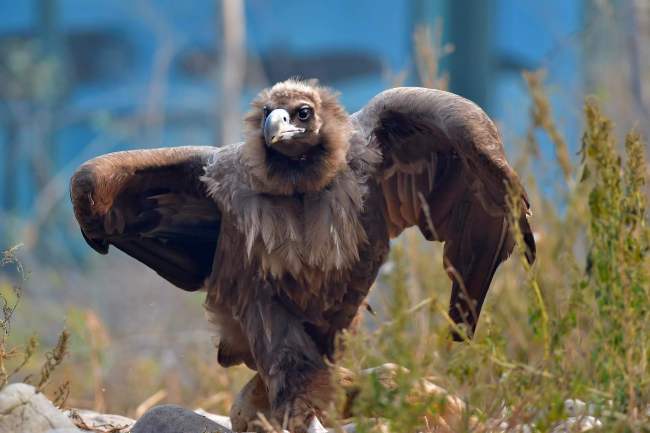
273;396;318;433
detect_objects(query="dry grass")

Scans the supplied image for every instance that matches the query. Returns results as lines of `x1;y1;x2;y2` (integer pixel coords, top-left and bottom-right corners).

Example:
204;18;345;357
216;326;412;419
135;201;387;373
333;77;650;432
0;245;71;402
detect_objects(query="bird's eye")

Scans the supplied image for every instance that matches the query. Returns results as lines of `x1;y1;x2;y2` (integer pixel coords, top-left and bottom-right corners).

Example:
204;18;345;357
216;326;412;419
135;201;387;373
263;106;271;118
297;106;312;121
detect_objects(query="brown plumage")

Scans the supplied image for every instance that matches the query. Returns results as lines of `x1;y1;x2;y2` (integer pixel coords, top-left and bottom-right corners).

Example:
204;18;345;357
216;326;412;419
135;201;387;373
70;79;535;432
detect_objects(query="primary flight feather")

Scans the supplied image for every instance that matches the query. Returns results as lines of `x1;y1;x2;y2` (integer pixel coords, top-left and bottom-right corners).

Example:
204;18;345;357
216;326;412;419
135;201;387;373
70;79;535;432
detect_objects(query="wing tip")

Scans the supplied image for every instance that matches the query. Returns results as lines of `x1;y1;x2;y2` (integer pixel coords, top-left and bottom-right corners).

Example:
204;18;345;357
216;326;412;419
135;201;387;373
81;229;109;254
519;214;536;265
70;164;110;251
70;164;96;208
524;230;536;264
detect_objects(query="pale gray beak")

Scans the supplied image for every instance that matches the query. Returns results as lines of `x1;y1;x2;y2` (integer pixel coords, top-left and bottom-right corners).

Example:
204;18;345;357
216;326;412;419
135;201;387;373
263;108;305;146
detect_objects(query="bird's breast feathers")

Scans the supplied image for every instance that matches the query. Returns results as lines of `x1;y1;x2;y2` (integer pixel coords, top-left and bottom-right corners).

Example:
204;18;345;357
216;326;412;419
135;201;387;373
202;144;369;280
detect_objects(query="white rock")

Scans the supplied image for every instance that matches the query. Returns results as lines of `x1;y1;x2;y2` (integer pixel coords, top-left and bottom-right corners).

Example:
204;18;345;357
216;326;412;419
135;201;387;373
564;399;587;417
65;408;134;432
0;383;80;433
494;421;533;433
552;416;602;433
44;430;83;433
308;417;328;433
276;417;357;433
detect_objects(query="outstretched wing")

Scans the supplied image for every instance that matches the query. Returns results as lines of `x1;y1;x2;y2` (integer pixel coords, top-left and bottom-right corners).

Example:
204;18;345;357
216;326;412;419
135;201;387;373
70;146;221;291
353;87;535;338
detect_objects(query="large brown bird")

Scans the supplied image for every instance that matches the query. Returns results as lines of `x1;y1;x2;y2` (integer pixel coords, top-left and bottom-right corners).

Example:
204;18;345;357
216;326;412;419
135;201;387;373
70;79;535;432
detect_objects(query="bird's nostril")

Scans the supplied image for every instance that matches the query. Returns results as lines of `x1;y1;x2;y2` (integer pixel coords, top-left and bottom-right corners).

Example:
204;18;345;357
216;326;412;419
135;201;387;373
283;116;287;122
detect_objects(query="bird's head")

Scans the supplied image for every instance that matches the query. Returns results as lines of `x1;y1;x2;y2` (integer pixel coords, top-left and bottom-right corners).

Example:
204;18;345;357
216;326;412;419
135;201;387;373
243;79;351;195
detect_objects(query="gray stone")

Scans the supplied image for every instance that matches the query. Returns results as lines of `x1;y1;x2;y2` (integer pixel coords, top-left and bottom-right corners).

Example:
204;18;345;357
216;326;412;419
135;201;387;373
194;409;232;430
0;383;80;433
131;405;232;433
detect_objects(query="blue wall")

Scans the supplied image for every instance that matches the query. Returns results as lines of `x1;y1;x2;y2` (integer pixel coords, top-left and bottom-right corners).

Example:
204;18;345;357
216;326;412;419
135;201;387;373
0;0;583;222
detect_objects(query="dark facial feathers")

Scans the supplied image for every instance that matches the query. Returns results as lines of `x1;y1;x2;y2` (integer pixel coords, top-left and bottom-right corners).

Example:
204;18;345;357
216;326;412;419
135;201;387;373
242;79;352;195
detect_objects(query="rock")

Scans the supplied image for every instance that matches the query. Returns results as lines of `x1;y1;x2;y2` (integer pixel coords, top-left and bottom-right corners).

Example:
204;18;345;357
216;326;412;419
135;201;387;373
194;409;232;430
45;428;82;433
130;405;232;433
65;408;134;432
552;416;602;433
0;383;80;433
564;399;588;417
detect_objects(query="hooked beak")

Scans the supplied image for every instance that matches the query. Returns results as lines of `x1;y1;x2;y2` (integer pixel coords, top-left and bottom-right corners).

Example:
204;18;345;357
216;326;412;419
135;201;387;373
263;109;305;146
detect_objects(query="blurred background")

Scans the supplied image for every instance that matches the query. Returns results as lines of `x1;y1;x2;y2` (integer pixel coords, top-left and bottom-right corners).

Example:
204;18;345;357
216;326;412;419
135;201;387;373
0;0;648;418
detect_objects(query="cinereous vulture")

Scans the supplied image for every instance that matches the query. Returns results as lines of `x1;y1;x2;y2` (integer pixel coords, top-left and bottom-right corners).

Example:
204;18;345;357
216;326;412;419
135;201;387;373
70;79;535;432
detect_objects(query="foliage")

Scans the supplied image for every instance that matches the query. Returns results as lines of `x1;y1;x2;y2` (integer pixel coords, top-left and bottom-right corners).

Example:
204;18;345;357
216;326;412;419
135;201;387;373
334;77;650;432
0;245;70;407
0;244;31;388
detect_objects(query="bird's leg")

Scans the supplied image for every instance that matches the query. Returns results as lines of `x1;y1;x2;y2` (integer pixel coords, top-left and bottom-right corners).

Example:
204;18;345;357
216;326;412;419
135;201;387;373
239;290;333;433
230;373;271;432
268;367;332;433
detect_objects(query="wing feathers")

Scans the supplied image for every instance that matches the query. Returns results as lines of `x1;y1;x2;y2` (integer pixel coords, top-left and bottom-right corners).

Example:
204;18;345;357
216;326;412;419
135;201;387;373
70;146;221;291
354;87;536;336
